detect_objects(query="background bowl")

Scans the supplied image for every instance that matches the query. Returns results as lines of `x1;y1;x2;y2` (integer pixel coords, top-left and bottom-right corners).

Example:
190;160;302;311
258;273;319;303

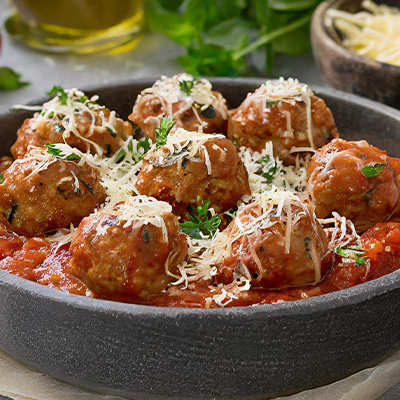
311;0;400;109
1;78;400;400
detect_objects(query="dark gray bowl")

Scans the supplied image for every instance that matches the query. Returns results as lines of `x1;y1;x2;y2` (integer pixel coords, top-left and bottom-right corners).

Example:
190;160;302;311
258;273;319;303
1;78;400;400
311;0;400;109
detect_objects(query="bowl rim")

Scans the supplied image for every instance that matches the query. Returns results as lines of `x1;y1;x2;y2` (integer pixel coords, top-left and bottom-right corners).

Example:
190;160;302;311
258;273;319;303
313;0;400;73
2;77;400;317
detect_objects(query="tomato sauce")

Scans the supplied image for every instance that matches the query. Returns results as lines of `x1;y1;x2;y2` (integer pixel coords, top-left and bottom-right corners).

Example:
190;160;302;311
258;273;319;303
0;221;399;308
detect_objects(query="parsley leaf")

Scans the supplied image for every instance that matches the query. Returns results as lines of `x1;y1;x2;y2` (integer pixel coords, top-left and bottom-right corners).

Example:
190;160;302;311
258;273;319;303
115;148;127;164
46;144;81;161
361;164;385;178
179;78;194;95
180;196;221;239
137;137;151;156
0;67;30;91
155;117;175;148
335;247;368;266
47;86;68;105
258;154;278;183
0;172;4;184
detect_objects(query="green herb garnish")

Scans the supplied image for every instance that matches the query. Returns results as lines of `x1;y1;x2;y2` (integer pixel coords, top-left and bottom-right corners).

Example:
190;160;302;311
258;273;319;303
47;86;68;105
267;100;279;107
179;78;194;95
180;196;221;239
107;127;117;138
137;137;151;156
155;117;175;148
0;67;29;91
335;247;368;266
258;154;277;183
46;144;81;161
115;148;127;164
0;172;4;184
361;164;385;178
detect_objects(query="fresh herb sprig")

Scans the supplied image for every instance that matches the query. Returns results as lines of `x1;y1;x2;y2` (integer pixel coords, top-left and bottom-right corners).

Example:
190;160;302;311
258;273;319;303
145;0;323;76
155;117;175;148
180;196;221;239
46;144;81;161
47;86;69;105
0;67;29;91
335;247;368;266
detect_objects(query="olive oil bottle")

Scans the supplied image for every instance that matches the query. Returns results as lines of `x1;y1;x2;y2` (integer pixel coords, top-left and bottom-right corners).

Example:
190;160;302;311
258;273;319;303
5;0;143;54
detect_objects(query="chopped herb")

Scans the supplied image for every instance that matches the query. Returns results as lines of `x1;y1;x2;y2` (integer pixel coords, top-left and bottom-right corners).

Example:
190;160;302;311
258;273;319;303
115;148;126;164
76;95;89;103
179;78;194;95
335;247;368;266
304;237;311;258
258;154;277;183
81;181;94;196
200;105;217;119
53;124;65;133
267;100;279;107
137;137;151;155
155;117;175;148
45;144;81;161
107;127;117;138
0;67;29;91
361;164;385;178
224;208;237;220
47;86;68;105
0;172;4;184
142;227;150;243
65;153;81;161
180;196;221;239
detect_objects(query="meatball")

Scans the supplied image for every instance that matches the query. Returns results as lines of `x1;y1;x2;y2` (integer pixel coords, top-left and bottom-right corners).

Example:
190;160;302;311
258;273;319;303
216;193;332;289
11;95;132;159
228;78;338;164
307;139;400;233
129;74;228;140
70;204;188;301
0;147;106;236
135;129;250;214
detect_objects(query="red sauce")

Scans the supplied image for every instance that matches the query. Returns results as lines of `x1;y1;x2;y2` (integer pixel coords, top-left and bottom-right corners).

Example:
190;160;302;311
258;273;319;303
1;222;399;308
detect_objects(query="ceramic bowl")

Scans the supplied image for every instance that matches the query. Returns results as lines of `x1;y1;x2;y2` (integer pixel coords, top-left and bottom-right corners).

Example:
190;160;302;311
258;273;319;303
1;78;400;400
311;0;400;108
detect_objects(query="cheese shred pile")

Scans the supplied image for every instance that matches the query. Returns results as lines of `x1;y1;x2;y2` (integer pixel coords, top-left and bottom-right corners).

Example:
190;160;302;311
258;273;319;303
328;0;400;66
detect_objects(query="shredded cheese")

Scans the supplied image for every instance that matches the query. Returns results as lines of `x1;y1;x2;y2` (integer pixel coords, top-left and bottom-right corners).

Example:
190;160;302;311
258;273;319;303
327;1;400;66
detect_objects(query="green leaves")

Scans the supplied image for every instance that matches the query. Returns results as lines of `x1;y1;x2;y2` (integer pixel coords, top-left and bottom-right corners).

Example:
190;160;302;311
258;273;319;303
361;164;385;178
47;86;68;105
46;144;81;161
335;247;368;266
179;78;194;95
146;0;322;76
0;172;4;184
0;67;29;91
155;117;175;148
258;154;278;183
180;196;221;239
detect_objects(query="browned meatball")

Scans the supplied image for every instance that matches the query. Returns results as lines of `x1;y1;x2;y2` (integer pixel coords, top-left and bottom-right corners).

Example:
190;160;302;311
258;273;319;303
216;193;332;289
135;130;250;214
308;139;400;232
129;74;228;140
0;147;106;236
70;208;188;301
11;108;132;159
228;78;338;164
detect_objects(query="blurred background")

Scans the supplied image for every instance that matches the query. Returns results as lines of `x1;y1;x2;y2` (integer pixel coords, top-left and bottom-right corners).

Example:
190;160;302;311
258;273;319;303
0;0;325;113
